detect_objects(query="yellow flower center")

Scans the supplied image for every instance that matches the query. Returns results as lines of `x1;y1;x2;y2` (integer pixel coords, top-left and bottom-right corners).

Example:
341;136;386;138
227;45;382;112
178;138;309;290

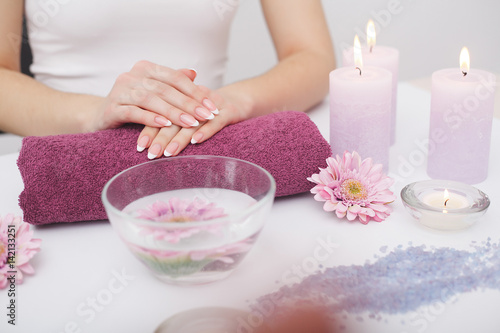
0;242;5;258
341;179;368;201
168;216;194;223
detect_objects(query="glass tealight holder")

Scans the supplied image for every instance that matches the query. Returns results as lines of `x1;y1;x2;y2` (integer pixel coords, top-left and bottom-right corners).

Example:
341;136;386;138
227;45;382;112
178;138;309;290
401;180;490;231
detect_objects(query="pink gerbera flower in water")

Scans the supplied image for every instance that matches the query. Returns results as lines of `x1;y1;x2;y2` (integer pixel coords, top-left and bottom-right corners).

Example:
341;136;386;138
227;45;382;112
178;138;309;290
136;197;227;243
0;214;42;288
308;151;396;224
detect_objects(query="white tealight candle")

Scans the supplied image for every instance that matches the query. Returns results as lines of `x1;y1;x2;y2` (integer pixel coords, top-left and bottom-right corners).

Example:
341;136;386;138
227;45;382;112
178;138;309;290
422;189;469;210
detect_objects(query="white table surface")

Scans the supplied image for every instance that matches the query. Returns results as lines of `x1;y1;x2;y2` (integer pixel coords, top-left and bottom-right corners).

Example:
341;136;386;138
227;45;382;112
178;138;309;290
1;82;499;333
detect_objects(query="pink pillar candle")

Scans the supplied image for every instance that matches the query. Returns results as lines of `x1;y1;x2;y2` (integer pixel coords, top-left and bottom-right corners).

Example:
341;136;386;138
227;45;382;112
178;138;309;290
343;46;399;144
427;68;496;184
330;66;392;171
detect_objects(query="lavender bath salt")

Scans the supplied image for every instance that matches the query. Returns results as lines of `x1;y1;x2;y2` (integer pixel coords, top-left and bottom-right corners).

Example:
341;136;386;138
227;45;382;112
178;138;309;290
256;239;500;321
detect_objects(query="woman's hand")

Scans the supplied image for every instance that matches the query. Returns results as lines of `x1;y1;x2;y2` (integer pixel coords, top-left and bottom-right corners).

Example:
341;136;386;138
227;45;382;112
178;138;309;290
137;86;250;159
87;61;219;132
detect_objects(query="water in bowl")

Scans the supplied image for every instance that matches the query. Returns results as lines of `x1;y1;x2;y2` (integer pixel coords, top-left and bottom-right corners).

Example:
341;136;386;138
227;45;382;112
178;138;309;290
120;188;262;284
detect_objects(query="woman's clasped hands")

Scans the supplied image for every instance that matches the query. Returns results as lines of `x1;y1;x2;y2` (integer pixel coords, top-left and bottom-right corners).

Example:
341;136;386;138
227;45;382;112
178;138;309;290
92;60;244;159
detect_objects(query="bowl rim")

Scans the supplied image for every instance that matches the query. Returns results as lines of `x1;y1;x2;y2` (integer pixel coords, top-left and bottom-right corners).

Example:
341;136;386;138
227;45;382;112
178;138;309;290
400;179;490;215
101;155;277;228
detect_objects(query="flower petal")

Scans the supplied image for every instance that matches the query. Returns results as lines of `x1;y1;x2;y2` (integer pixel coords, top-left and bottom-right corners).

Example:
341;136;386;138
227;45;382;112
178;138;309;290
346;210;358;221
358;214;370;224
18;263;35;275
348;204;362;214
324;201;338;212
350;151;362;171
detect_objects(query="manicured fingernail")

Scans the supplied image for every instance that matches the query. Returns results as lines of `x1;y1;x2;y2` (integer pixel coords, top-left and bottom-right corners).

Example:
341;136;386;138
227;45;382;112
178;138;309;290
195;107;214;120
187;68;198;76
164;142;179;157
155;117;172;127
148;144;162;160
180;114;199;127
137;136;149;152
202;99;219;114
191;132;204;144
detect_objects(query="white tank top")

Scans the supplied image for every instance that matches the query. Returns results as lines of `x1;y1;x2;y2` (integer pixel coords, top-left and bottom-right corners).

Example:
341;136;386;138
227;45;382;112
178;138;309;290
25;0;239;96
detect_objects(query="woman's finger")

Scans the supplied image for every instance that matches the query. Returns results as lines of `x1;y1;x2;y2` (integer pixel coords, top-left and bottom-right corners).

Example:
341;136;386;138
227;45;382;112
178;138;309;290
141;79;215;122
104;104;171;128
163;126;200;157
136;126;160;152
118;88;201;128
189;113;230;144
146;125;183;159
178;68;197;81
131;61;219;114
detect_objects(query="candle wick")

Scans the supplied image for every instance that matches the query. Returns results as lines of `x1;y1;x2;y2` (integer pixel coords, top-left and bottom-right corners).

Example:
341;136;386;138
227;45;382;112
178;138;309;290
444;198;450;207
355;67;362;76
462;71;468;77
369;46;373;53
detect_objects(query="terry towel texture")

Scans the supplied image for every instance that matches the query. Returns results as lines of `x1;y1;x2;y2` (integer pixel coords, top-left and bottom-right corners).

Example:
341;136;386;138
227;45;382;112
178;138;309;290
18;111;331;225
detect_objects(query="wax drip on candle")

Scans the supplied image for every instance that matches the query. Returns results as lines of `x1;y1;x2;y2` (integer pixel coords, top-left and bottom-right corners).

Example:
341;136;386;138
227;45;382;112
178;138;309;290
367;20;376;54
460;46;470;77
353;35;363;76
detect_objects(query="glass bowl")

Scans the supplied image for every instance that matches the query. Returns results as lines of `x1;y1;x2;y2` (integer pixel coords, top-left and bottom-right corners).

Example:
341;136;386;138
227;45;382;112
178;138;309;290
102;156;276;285
401;180;490;231
155;307;247;333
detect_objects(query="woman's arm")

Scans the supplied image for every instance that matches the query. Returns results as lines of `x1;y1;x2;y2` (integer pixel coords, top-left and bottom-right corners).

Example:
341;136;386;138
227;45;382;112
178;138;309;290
226;0;336;117
0;2;218;136
0;1;100;136
139;0;335;158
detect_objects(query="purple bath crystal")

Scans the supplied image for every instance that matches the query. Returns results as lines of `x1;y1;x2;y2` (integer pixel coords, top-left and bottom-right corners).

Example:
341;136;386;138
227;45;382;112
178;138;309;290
256;240;500;318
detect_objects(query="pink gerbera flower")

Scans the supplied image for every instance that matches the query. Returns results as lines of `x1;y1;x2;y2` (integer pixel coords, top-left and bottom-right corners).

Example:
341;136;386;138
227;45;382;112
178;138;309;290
0;214;42;288
307;151;396;224
137;197;226;222
135;197;227;243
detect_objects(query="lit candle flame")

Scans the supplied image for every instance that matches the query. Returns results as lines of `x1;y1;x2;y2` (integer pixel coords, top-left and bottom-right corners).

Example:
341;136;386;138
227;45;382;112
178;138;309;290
354;35;363;75
444;189;450;207
367;20;376;53
460;47;470;76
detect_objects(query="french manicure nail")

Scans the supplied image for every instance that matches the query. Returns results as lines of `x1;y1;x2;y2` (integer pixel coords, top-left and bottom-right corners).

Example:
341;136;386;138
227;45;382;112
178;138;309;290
191;132;204;144
202;98;218;114
180;114;199;127
137;136;150;152
195;107;214;120
148;144;162;160
164;142;179;157
155;117;172;127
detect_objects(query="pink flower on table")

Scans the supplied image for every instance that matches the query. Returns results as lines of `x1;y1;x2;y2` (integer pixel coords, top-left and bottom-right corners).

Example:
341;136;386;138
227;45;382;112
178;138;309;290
0;214;42;288
135;197;227;243
307;151;396;224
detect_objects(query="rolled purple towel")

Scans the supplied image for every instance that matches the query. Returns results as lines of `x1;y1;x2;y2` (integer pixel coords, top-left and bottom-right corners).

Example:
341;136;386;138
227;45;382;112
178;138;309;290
18;111;331;225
